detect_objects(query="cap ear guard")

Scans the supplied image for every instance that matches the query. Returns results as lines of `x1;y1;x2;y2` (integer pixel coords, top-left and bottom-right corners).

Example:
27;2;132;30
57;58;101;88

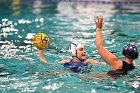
68;43;78;57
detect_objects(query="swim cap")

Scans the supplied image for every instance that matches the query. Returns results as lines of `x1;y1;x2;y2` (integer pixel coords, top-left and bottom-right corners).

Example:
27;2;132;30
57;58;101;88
122;44;139;59
68;42;84;57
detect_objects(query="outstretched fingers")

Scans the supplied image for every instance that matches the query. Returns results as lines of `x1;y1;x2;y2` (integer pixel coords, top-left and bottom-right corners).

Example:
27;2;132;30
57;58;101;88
94;15;104;29
94;16;99;24
94;16;103;24
99;15;104;27
94;18;97;24
99;15;103;23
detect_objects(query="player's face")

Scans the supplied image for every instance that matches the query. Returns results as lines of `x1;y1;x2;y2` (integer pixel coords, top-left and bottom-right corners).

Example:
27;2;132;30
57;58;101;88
76;46;86;61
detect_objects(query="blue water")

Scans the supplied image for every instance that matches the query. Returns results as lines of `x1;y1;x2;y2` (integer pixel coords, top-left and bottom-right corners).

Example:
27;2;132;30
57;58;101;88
0;1;140;93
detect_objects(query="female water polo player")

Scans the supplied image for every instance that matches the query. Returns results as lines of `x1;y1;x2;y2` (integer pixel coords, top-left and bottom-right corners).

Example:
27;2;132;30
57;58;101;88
94;15;139;77
58;42;106;73
38;42;106;73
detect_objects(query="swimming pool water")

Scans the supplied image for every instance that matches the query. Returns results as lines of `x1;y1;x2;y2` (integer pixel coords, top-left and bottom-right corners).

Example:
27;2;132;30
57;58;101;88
0;1;140;93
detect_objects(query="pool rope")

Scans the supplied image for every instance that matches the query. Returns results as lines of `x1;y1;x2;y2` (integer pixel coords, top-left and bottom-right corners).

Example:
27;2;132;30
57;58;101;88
27;0;140;5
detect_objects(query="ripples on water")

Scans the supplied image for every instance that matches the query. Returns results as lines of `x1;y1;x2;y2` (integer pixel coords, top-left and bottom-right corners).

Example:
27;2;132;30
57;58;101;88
0;1;140;93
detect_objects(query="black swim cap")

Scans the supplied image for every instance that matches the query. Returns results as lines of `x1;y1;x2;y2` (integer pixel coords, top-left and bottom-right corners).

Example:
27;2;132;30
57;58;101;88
122;44;139;59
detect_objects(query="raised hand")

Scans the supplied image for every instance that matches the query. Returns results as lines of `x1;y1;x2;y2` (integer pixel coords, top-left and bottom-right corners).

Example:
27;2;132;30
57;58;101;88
94;15;104;29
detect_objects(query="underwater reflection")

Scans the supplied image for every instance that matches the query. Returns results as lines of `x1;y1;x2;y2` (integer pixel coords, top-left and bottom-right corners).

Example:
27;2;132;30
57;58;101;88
11;0;21;16
32;0;43;14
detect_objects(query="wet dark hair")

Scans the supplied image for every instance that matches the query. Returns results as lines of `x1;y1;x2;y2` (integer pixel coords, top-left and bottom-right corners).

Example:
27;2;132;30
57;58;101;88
122;44;139;59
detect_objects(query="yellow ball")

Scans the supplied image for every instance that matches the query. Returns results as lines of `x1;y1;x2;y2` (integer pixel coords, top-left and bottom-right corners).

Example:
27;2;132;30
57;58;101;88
32;33;49;50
